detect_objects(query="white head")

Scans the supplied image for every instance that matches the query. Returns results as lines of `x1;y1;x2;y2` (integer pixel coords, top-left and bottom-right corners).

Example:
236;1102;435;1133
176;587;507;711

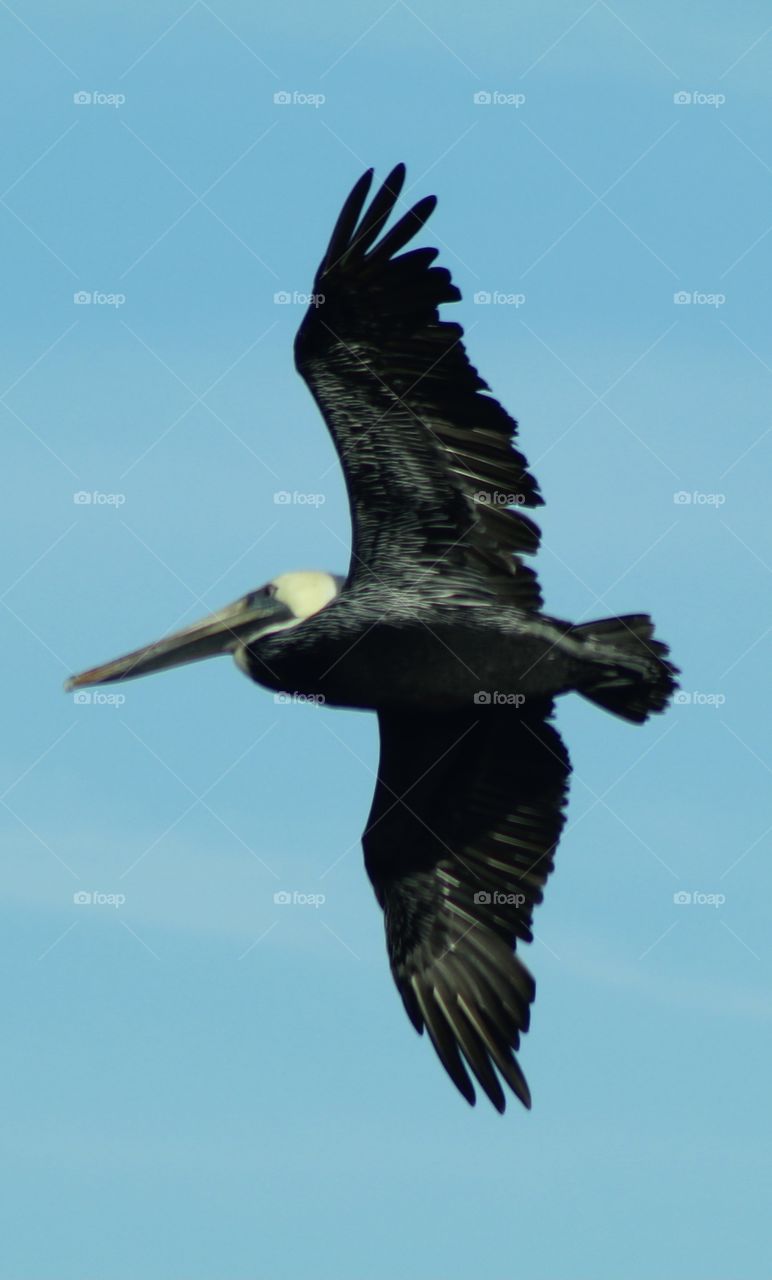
65;569;345;691
270;570;345;623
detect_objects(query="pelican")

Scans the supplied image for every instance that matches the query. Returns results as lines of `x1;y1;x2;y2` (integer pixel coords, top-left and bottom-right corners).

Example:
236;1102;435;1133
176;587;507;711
67;164;677;1113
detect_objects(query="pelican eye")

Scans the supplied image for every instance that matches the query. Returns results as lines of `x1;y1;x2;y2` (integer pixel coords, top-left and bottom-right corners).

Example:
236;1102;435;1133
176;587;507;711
241;584;277;608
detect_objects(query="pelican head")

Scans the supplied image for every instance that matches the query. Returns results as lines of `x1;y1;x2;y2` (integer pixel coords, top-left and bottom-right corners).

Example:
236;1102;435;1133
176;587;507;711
65;570;344;692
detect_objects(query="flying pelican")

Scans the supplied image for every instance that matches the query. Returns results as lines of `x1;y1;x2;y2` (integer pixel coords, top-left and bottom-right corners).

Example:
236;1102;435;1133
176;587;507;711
67;164;677;1113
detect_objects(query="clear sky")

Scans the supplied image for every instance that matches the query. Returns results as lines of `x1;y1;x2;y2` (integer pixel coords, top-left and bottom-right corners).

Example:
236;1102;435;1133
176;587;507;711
3;2;771;1277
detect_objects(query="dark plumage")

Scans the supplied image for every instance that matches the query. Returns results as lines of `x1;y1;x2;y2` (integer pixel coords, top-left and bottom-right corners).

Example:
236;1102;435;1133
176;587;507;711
67;164;678;1113
294;163;543;613
364;704;569;1112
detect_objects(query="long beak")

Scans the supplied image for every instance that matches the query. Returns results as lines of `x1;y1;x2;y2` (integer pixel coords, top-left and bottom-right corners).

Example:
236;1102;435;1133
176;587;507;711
65;592;291;691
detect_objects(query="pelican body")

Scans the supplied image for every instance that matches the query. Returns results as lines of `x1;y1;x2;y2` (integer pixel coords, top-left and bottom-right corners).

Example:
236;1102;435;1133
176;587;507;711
242;593;664;715
68;165;677;1113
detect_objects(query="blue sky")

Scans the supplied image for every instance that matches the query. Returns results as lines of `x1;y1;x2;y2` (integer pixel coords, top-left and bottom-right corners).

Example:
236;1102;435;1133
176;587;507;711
3;1;772;1276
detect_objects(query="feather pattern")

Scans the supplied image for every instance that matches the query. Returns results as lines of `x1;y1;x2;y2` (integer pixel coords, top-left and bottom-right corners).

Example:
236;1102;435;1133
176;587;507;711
294;164;544;612
364;702;570;1111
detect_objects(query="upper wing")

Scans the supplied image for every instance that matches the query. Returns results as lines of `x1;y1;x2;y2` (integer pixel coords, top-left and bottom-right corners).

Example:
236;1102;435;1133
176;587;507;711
294;164;544;613
363;702;571;1113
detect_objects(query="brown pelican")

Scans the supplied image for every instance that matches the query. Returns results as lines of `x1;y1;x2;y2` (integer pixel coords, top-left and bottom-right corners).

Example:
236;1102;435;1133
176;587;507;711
67;164;677;1113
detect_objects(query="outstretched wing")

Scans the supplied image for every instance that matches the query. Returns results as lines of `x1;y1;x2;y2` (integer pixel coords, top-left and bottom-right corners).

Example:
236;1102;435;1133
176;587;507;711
294;164;544;613
363;703;570;1113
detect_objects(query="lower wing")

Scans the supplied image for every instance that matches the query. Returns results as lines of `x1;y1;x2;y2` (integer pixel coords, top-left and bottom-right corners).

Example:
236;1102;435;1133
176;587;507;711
363;701;571;1112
